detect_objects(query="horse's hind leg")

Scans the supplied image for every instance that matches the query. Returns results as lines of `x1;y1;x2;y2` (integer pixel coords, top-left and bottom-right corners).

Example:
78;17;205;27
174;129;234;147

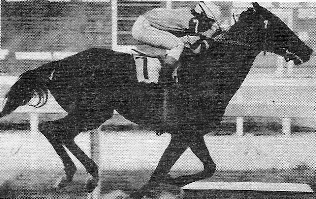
59;110;112;193
39;121;77;188
170;134;216;187
63;140;99;192
39;113;107;192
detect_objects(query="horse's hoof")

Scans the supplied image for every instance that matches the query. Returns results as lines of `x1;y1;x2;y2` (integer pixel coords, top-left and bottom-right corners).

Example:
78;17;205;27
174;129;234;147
54;176;72;189
85;177;99;193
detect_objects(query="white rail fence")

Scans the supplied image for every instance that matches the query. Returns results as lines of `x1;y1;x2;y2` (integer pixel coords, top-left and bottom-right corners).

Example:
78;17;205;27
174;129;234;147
0;75;315;135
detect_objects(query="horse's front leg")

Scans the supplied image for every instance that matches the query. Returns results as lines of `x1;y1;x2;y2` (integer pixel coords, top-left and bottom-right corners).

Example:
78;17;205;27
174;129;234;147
130;134;189;199
168;134;216;187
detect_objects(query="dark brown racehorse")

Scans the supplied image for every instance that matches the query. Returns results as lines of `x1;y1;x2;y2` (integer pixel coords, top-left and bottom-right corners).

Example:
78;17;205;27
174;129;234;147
0;3;313;198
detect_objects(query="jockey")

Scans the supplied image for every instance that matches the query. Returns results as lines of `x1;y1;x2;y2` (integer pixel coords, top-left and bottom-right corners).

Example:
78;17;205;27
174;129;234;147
132;2;222;83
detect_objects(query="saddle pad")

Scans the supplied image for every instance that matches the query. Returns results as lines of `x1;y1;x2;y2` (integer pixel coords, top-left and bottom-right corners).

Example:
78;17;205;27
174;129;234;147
133;55;161;83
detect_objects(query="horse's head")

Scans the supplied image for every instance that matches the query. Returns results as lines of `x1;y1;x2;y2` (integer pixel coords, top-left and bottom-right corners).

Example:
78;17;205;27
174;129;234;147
226;2;313;65
252;2;313;64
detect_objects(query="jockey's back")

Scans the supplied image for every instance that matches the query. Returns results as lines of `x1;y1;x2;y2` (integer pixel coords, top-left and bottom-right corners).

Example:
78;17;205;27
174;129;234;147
143;8;193;33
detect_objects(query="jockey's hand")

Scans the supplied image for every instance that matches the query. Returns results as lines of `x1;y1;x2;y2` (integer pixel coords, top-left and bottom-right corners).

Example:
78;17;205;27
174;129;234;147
200;29;217;39
200;29;223;41
212;29;224;38
180;35;200;46
200;23;220;38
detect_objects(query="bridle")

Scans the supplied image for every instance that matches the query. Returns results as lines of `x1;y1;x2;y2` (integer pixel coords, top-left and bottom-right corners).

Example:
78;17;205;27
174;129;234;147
210;12;303;64
262;19;269;55
198;2;267;50
282;48;303;64
205;9;269;50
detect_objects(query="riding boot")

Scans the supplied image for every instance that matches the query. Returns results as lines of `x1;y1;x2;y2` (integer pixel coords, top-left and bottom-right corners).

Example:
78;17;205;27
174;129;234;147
159;55;180;85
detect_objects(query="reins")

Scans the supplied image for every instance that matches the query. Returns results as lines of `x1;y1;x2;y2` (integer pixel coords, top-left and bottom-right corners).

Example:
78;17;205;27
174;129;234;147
213;34;251;48
210;14;270;51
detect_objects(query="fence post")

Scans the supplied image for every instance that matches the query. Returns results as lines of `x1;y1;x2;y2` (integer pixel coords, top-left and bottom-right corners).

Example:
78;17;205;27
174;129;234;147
87;129;101;199
275;56;285;77
282;117;291;136
29;112;39;134
29;112;39;169
287;61;294;76
236;117;244;136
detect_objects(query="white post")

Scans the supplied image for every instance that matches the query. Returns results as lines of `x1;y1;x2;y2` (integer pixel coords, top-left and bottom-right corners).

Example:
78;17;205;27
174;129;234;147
236;117;244;136
29;112;39;134
87;130;101;199
275;56;285;77
29;112;39;169
282;117;291;136
287;61;294;76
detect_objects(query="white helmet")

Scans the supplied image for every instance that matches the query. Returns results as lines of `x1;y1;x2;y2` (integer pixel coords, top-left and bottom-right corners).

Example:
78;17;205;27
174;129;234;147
194;1;221;21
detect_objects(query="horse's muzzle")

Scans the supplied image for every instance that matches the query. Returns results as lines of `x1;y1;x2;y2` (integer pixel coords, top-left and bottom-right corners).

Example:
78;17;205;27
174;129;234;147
284;50;303;65
283;46;313;65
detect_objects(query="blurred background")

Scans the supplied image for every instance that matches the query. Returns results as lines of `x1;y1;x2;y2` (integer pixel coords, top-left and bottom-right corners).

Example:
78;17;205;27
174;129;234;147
0;1;315;75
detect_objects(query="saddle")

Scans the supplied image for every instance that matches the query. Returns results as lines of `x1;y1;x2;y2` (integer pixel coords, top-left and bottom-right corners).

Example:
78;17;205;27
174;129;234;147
132;45;178;84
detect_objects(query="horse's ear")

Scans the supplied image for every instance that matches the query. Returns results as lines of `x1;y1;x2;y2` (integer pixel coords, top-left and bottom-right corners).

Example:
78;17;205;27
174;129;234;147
252;2;261;12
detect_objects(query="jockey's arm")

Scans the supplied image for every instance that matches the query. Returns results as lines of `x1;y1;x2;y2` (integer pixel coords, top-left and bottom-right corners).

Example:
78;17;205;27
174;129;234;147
180;34;216;54
184;27;224;54
180;35;212;54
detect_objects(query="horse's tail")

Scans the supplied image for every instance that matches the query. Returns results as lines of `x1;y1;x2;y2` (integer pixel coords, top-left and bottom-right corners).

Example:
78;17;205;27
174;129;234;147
0;66;53;118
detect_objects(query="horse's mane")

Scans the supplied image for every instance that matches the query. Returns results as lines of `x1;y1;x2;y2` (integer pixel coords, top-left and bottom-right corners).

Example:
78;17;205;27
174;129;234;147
179;7;261;87
216;8;259;48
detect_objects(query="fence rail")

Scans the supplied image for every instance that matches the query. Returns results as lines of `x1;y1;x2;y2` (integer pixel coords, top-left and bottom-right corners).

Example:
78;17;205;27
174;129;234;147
0;75;315;136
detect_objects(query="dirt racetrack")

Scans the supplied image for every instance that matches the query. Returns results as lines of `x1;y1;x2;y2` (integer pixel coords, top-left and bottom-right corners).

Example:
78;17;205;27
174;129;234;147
0;169;315;198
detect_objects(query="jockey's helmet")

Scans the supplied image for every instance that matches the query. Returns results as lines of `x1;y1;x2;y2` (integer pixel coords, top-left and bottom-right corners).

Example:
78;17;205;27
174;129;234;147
194;2;221;20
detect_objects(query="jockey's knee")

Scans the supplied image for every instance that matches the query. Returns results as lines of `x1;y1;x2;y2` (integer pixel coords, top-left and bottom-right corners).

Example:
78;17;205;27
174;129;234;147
166;43;184;61
132;16;146;40
162;55;177;66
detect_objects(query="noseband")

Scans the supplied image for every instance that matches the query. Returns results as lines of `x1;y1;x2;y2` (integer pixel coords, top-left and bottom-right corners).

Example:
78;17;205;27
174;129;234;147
282;48;303;64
